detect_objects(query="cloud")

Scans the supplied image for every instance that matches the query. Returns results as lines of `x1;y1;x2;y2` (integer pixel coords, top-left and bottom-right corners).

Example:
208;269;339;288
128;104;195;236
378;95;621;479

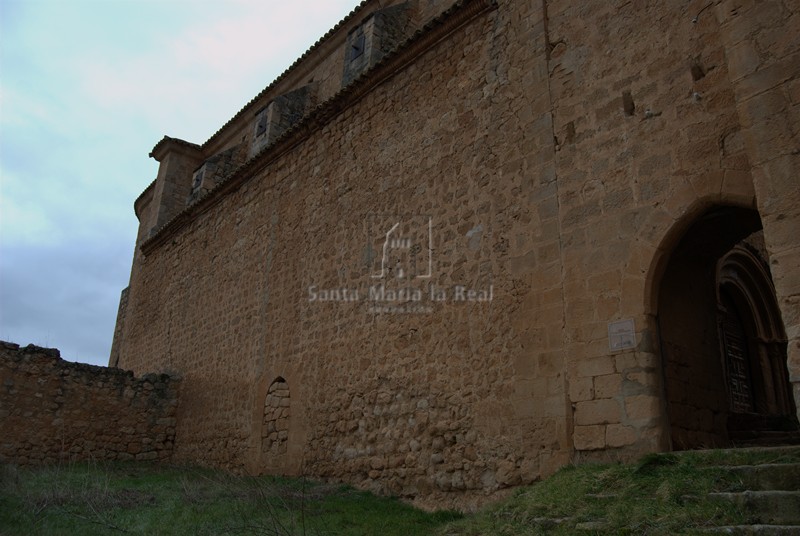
77;0;358;140
0;0;358;366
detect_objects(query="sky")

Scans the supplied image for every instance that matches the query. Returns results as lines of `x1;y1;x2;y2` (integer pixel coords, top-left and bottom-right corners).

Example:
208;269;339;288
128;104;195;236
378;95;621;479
0;0;358;366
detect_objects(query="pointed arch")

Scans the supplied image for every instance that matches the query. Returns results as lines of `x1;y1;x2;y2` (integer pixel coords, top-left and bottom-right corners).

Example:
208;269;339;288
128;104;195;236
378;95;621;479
717;244;796;427
651;205;797;450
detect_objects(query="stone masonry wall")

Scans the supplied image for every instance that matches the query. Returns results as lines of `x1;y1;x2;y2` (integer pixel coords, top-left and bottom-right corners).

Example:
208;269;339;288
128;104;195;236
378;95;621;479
109;286;129;368
715;0;800;417
549;0;740;453
118;0;570;506
113;0;799;507
261;378;290;461
0;341;179;465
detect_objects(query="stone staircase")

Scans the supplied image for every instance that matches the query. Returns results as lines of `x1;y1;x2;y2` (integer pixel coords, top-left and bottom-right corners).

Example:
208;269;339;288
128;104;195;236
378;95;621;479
705;446;800;535
487;446;800;534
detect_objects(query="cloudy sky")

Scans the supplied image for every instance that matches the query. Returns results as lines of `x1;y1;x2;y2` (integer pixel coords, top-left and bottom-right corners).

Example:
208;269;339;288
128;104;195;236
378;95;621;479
0;0;358;366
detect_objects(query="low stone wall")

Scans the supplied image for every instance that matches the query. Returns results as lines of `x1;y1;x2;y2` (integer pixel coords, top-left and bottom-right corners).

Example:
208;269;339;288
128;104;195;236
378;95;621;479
0;341;179;465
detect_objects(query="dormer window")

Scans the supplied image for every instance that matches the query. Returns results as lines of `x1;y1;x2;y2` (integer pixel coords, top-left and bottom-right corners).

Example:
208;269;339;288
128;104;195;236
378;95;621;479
249;85;313;158
186;162;212;204
350;33;365;61
255;112;268;138
191;169;205;191
341;3;409;87
185;143;243;205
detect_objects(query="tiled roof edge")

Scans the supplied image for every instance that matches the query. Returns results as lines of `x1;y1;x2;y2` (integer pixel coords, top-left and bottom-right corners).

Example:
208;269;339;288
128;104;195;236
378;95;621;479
199;1;371;151
133;179;156;212
140;0;497;256
149;135;202;161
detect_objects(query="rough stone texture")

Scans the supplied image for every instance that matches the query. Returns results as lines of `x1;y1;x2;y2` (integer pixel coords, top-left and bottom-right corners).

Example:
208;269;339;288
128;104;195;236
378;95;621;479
108;286;128;368
111;0;799;506
262;378;290;461
0;341;179;465
714;0;800;421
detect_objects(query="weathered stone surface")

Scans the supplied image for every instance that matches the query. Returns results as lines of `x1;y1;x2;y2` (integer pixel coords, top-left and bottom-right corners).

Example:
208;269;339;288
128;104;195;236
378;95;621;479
606;424;637;449
105;0;799;507
574;425;606;451
575;399;622;426
0;341;179;465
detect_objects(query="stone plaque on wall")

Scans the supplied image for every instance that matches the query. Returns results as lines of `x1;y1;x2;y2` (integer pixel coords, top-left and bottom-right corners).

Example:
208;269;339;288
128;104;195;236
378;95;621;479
608;318;636;351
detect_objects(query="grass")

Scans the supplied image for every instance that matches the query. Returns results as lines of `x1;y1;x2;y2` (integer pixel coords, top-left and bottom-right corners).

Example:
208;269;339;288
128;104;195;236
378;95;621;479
1;447;797;535
0;461;461;535
440;447;800;535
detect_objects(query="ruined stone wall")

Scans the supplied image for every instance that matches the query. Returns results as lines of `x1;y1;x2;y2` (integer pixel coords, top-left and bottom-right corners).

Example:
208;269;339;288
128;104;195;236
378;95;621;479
0;342;178;465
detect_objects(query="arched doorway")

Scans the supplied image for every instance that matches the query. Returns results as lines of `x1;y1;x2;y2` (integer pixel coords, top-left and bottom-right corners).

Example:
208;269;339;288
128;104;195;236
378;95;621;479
717;245;797;439
656;206;797;449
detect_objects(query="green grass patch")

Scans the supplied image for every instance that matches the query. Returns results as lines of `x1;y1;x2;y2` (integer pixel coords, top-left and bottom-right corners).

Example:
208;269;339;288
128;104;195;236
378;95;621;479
437;448;800;536
2;447;797;535
0;461;460;535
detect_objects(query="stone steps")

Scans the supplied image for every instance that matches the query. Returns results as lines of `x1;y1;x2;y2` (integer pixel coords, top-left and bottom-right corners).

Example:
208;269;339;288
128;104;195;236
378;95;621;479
708;491;800;525
730;431;800;448
720;463;800;492
517;447;800;534
703;447;800;533
704;526;800;535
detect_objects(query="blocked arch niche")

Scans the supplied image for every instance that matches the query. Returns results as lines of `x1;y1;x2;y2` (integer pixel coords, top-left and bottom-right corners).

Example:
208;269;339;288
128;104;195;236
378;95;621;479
262;377;290;457
653;205;797;450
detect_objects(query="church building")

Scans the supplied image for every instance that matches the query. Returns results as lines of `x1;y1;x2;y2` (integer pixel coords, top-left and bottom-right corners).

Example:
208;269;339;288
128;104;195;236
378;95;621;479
111;0;800;503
